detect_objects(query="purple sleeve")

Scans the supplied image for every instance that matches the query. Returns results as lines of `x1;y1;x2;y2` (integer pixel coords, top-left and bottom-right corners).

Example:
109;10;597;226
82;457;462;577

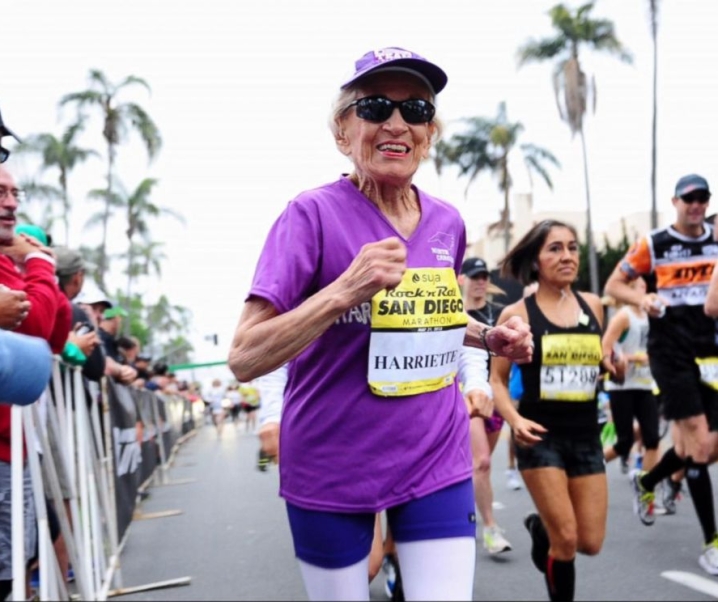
455;224;467;274
247;200;321;314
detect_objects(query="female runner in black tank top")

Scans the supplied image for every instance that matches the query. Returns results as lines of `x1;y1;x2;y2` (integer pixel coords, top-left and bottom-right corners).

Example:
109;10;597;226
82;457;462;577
489;220;607;602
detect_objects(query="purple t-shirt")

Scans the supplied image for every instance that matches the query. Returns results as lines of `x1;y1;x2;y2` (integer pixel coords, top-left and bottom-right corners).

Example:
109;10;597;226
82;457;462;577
249;176;472;512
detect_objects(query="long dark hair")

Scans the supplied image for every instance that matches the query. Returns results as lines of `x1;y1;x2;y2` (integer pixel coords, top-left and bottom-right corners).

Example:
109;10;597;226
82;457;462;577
499;219;579;286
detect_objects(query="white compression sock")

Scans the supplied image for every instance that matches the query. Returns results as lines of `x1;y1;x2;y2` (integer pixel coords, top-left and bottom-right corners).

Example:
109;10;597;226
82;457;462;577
396;537;476;601
297;556;370;601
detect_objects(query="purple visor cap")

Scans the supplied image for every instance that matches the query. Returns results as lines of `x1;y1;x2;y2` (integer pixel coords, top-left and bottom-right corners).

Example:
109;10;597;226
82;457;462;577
341;47;448;94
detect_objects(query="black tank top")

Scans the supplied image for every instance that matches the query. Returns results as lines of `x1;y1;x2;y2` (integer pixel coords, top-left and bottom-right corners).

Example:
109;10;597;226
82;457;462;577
519;292;602;438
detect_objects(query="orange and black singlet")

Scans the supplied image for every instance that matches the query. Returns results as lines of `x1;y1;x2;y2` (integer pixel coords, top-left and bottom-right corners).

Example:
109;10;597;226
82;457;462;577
518;292;603;438
619;225;718;362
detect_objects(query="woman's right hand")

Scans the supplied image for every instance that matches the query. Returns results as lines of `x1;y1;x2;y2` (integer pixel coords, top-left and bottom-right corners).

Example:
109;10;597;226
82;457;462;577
339;237;407;303
510;416;547;448
68;327;100;356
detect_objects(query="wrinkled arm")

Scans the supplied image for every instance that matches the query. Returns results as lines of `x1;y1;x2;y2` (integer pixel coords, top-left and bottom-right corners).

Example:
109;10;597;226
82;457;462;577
229;237;407;382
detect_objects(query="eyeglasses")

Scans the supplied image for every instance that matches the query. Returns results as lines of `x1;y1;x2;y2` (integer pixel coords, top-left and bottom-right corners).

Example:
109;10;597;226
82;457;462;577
680;191;711;204
468;273;489;281
345;96;436;125
0;186;25;202
0;146;9;163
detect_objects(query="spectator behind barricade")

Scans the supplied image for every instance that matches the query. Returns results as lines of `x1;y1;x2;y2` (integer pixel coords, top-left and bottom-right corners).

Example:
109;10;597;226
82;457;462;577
133;353;152;382
146;361;170;392
54;246;104;380
97;303;137;385
0;159;72;600
165;372;179;394
11;224;72;357
117;335;139;365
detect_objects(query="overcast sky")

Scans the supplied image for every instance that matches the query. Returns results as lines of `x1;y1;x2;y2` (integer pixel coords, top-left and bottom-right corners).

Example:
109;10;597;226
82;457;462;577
4;0;717;372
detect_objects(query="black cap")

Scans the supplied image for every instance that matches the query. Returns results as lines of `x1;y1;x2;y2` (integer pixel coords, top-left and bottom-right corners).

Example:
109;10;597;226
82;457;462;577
0;109;21;143
461;257;490;278
675;174;710;198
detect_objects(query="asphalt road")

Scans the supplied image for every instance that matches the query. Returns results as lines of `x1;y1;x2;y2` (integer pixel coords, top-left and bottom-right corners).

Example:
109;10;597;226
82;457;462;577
114;421;718;601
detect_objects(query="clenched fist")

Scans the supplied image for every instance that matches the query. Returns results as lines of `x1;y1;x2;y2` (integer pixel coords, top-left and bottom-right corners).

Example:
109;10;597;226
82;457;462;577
0;288;30;330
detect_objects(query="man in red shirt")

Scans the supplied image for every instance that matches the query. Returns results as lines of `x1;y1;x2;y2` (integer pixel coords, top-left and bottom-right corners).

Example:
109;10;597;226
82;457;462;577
0;163;72;598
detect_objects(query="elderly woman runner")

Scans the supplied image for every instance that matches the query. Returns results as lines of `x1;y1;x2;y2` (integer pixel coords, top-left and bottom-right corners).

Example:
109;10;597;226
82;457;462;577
229;47;532;601
490;220;607;602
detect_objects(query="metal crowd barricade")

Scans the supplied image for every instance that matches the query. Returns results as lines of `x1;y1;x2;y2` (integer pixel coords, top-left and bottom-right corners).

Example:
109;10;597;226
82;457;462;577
9;357;195;600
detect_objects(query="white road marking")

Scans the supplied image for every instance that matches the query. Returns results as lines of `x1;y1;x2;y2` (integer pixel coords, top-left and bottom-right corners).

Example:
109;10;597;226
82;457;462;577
662;570;718;599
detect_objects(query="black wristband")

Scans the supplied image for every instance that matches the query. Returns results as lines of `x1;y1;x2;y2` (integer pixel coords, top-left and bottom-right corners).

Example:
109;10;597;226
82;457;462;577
480;327;497;356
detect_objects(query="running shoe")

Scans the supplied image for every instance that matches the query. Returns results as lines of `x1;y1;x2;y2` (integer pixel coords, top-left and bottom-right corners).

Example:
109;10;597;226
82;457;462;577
699;537;718;575
382;554;397;599
630;470;655;526
483;525;512;554
634;454;643;471
257;449;270;472
524;512;549;573
506;468;523;490
620;457;629;475
661;478;682;515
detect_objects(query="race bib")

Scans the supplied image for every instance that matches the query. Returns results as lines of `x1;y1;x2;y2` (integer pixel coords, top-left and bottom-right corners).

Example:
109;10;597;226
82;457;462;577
368;268;468;397
696;357;718;391
627;363;654;388
539;333;602;401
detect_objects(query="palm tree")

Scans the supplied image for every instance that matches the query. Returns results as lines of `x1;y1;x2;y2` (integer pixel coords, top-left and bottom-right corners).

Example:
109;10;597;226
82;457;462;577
15;178;63;237
119;240;167;282
649;0;660;229
517;1;632;293
434;101;560;253
60;70;162;288
122;177;184;302
145;295;193;359
16;119;98;245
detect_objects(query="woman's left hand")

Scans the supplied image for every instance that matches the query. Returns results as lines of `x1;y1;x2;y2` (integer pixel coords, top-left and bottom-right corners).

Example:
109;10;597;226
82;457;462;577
464;389;493;419
485;315;534;364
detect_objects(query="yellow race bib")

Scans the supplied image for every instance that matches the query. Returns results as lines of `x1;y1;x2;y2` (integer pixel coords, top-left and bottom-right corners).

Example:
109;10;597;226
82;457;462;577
540;333;602;401
368;268;468;397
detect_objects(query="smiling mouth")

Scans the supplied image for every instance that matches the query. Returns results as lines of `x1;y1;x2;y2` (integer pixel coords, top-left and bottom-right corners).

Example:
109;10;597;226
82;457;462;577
377;143;410;154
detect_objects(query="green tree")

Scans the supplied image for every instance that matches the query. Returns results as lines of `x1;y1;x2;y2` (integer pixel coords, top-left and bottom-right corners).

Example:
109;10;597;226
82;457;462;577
575;222;632;293
120;177;184;303
60;70;162;288
16;119;98;245
144;295;193;362
517;1;632;294
118;239;168;287
15;179;62;236
434;102;559;253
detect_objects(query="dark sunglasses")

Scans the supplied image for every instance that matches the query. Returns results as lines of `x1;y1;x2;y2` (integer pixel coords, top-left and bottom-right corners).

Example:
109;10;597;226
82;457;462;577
680;191;711;204
346;96;435;125
0;145;8;163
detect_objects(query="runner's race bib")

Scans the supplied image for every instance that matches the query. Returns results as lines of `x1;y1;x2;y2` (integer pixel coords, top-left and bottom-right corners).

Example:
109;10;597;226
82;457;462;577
696;357;718;391
539;333;602;401
627;362;653;388
368;268;468;397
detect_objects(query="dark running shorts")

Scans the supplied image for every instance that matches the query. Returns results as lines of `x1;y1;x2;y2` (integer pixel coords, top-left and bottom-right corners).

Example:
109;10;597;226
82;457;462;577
515;432;605;478
286;478;476;569
652;360;718;429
